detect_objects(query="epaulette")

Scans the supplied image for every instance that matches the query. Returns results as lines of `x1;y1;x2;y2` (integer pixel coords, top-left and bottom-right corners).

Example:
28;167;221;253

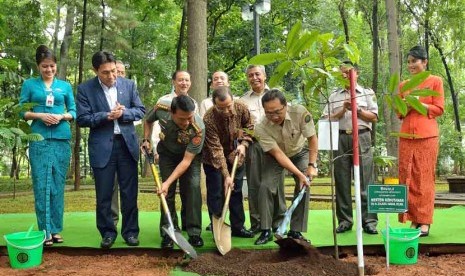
191;121;202;134
154;103;170;111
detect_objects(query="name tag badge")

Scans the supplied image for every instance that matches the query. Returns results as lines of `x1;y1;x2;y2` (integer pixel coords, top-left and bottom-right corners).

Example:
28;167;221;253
46;94;54;107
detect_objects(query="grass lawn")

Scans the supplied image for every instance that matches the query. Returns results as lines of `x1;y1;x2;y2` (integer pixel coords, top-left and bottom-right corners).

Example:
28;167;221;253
0;176;449;214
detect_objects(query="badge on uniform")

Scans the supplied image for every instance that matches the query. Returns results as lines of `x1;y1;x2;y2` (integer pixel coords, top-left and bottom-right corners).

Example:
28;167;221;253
177;130;190;145
45;89;54;107
191;135;202;146
304;113;312;123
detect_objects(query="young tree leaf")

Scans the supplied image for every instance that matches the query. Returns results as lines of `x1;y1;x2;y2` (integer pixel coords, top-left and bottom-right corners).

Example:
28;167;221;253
289;31;319;58
390;132;421;139
405;95;427;116
409;89;440;97
388;73;400;94
393;95;407;116
286;21;302;52
249;53;287;66
400;71;431;93
268;60;293;87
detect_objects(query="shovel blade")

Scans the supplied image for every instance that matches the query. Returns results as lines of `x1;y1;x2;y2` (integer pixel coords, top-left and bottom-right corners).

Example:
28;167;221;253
212;215;231;255
161;225;197;259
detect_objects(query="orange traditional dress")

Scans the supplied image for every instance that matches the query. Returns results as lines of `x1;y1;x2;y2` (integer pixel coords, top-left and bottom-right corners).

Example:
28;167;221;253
398;75;445;224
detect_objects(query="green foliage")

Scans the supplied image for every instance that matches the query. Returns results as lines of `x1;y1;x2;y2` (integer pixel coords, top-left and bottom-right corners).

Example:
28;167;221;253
386;71;439;117
249;20;360;112
0;99;43;150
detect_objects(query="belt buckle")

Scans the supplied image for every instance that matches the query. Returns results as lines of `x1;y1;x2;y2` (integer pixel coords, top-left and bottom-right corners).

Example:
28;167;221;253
346;129;352;135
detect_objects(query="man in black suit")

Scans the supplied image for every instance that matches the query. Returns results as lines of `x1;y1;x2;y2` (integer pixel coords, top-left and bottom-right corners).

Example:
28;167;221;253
77;51;145;249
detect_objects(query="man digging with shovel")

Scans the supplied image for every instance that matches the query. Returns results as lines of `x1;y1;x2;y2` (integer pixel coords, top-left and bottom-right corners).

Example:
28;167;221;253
202;86;255;254
254;89;318;245
142;95;205;250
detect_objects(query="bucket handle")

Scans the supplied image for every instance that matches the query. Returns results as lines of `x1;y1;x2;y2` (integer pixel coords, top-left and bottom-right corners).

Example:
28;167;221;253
3;230;46;250
388;232;421;242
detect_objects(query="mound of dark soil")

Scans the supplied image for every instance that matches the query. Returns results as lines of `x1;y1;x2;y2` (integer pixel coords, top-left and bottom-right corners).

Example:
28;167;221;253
184;246;373;276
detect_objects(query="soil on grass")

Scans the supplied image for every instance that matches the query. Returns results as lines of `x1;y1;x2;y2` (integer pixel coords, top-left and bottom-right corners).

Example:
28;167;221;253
2;247;465;276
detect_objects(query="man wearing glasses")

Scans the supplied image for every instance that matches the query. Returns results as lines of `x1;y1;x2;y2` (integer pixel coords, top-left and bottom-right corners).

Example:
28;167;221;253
253;89;318;245
202;86;255;239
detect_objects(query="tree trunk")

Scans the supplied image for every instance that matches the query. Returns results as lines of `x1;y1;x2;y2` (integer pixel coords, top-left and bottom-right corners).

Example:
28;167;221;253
9;145;18;179
338;0;350;43
52;2;62;55
99;0;106;51
371;0;379;149
384;0;401;172
187;0;207;103
176;4;187;70
424;0;430;71
74;0;88;191
58;2;75;80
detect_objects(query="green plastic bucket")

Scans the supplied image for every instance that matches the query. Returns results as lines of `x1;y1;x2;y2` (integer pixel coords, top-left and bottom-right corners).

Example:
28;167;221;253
381;228;421;265
3;230;46;269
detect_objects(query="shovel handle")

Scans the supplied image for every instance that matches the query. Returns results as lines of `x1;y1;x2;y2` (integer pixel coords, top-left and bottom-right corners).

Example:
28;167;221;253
142;148;172;221
220;153;239;219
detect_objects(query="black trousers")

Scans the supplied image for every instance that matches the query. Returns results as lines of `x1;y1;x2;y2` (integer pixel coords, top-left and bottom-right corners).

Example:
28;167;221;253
93;136;139;240
204;163;246;232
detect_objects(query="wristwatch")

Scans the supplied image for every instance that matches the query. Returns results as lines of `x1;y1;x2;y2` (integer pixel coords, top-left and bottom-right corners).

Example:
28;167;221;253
308;162;318;169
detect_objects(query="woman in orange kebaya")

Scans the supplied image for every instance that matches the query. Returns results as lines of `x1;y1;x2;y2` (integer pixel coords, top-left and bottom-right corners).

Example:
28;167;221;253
398;45;444;237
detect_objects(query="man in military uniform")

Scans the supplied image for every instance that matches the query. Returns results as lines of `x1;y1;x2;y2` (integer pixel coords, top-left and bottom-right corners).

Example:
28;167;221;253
239;64;270;234
142;95;205;248
322;61;378;235
153;70;199;231
202;86;255;239
254;89;318;245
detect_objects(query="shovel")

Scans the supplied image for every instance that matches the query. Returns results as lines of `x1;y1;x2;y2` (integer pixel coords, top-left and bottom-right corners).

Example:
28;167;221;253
274;178;313;251
142;148;197;259
212;153;240;255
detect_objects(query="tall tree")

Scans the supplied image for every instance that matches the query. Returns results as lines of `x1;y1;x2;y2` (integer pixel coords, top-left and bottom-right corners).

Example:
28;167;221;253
57;1;75;80
384;0;401;163
176;4;187;70
338;0;350;43
187;0;207;102
74;0;88;190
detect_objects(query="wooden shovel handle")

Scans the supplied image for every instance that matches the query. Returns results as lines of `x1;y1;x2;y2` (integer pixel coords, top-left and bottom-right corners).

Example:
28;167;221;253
220;153;239;219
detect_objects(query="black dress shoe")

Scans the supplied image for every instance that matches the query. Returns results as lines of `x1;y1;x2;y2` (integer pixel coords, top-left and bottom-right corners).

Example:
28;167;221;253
248;225;261;235
363;225;378;235
335;223;352;233
254;230;272;245
287;230;310;243
125;236;139;246
188;235;204;247
232;227;254;238
161;235;174;249
100;236;115;249
206;223;212;231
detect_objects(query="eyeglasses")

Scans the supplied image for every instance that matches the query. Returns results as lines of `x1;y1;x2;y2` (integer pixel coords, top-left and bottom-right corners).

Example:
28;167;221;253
265;105;286;117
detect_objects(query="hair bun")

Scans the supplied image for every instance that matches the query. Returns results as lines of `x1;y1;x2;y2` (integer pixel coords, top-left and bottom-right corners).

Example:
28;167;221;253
35;44;56;65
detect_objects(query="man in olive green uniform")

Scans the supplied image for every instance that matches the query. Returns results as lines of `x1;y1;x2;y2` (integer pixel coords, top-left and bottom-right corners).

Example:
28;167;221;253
142;95;205;249
322;61;378;235
254;89;318;245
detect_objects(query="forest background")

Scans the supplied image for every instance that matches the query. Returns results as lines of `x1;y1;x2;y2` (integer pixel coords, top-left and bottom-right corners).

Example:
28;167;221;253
0;0;464;190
